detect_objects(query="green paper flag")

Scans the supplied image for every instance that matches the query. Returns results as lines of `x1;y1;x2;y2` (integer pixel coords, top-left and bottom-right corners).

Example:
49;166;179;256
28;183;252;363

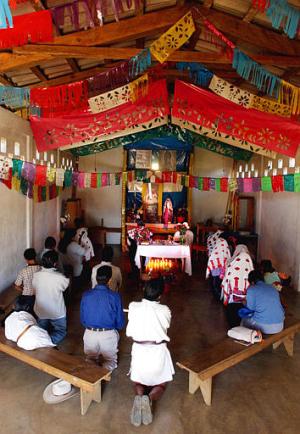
198;177;203;190
215;178;221;192
294;173;300;192
97;173;102;188
284;174;294;192
261;176;272;192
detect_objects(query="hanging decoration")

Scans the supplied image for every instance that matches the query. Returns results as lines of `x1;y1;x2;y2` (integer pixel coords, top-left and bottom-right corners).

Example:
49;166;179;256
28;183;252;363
0;0;13;29
0;10;53;48
0;155;12;180
232;48;280;98
69;123;253;161
209;75;292;117
150;11;195;63
251;0;300;39
52;0;95;32
277;80;300;116
172;116;277;159
30;80;169;151
30;80;89;115
0;86;30;109
202;18;235;60
176;62;213;88
173;80;300;157
88;74;148;114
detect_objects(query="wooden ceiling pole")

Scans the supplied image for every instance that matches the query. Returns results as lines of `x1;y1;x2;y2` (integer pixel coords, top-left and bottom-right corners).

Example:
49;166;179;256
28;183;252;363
194;4;300;56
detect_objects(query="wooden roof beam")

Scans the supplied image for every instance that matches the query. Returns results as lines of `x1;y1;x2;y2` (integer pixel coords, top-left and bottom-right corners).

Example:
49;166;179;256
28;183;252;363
44;4;190;47
30;66;48;82
193;4;300;56
12;45;300;66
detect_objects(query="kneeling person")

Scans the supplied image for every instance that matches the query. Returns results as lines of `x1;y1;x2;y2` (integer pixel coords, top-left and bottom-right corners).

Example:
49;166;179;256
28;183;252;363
242;270;285;334
32;251;69;345
126;278;175;427
80;266;125;371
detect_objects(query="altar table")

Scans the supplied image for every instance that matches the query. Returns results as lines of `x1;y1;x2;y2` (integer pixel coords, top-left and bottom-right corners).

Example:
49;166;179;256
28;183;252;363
135;244;192;276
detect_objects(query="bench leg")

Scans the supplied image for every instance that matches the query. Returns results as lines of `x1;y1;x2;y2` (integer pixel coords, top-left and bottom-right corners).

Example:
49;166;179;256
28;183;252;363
80;382;102;416
199;377;212;406
273;340;283;350
189;371;200;394
283;334;295;357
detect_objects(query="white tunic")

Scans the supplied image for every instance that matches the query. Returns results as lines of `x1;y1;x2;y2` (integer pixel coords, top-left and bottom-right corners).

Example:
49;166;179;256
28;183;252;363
5;311;55;350
126;299;175;385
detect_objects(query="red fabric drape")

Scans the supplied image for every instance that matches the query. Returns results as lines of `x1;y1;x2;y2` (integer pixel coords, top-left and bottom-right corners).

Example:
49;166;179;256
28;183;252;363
0;10;53;49
173;80;300;157
30;80;169;151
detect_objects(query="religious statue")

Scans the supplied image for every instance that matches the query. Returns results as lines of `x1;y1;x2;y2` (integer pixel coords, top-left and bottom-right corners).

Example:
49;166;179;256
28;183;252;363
163;198;173;225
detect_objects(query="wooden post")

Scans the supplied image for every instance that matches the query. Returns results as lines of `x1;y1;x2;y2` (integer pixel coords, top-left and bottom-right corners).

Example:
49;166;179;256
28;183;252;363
121;150;127;252
187;150;193;226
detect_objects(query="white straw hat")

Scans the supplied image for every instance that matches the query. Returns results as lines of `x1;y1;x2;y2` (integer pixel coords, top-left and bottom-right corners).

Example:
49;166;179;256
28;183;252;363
43;379;79;404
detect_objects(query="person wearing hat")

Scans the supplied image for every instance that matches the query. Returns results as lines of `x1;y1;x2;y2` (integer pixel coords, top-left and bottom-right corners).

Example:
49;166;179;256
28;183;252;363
80;265;125;371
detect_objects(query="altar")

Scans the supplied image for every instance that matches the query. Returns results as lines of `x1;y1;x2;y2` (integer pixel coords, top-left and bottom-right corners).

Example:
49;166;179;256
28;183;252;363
134;243;192;276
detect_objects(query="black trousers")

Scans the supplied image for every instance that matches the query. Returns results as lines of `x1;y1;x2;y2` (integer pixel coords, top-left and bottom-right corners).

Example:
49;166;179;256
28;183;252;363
128;238;139;273
225;302;244;328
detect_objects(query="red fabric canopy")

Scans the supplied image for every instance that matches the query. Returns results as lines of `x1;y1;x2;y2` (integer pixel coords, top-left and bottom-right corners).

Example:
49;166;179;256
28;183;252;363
173;80;300;157
30;80;169;151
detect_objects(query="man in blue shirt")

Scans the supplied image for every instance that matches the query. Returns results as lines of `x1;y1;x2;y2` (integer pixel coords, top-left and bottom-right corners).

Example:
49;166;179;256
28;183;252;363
242;270;285;334
80;266;125;371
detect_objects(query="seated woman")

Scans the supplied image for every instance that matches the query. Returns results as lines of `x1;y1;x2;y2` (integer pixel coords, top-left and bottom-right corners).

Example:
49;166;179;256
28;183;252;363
261;259;282;292
206;237;231;300
241;270;285;334
221;244;254;328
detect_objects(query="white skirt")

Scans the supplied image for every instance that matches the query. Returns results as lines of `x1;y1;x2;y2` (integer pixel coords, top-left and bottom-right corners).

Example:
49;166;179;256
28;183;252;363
130;342;175;386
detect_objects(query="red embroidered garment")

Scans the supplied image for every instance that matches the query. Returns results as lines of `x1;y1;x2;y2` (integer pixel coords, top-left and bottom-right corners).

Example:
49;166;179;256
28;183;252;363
173;80;300;157
30;80;169;151
0;10;53;49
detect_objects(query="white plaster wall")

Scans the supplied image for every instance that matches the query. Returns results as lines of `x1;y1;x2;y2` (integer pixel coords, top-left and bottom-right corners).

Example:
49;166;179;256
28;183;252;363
77;147;123;244
0;108;61;292
191;147;233;224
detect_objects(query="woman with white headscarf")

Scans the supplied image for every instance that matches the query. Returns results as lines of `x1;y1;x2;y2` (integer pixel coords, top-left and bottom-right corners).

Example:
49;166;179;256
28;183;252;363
206;237;231;300
221;245;254;328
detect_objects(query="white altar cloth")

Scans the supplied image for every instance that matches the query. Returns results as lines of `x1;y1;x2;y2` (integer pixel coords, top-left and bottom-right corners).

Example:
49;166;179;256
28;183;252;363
134;244;192;276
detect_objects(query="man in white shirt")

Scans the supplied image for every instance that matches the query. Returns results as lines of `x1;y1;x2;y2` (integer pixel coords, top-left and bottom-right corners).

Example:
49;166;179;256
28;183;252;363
32;251;69;345
126;278;174;427
91;245;122;291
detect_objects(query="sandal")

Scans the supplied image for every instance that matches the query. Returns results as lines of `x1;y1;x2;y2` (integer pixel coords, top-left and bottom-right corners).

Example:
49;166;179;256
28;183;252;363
130;395;142;427
141;395;153;425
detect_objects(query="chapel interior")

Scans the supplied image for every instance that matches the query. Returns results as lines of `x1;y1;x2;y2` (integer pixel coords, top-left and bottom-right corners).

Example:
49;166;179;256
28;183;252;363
1;0;300;433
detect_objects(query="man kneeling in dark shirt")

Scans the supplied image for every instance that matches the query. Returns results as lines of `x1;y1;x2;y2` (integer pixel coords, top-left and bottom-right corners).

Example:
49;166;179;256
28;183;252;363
80;266;125;371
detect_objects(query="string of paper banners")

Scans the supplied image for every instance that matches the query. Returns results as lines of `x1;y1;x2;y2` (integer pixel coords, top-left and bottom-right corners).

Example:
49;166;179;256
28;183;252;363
1;156;300;200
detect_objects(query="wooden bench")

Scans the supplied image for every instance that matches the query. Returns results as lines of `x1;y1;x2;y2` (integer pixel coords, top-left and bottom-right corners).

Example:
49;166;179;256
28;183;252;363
177;315;300;406
0;285;20;318
0;328;111;415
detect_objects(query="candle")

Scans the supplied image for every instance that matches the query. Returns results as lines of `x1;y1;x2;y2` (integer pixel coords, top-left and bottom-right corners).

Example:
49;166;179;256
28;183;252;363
245;164;248;172
295;167;300;174
247;171;251;178
264;169;268;177
236;172;239;178
36;150;40;160
289;158;295;168
278;159;283;169
283;167;288;175
273;168;277;176
254;170;258;177
239;165;242;173
241;172;245;178
251;163;255;172
268;160;272;170
50;154;54;164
